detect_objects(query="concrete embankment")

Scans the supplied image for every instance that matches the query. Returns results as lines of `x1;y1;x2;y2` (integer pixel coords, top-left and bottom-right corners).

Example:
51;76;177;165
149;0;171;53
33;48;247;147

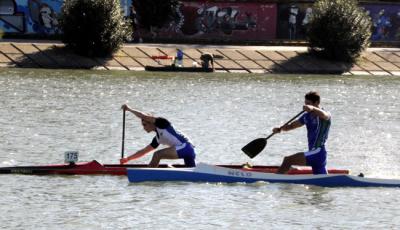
0;40;399;76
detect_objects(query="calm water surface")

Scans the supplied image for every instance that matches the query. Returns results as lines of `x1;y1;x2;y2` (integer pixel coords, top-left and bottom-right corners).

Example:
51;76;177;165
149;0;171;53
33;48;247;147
0;69;399;229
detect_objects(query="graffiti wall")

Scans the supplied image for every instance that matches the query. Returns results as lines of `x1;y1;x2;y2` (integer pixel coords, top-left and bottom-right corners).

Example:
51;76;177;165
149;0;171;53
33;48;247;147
0;0;132;35
1;0;62;34
0;1;399;42
277;3;313;40
276;2;400;42
362;4;400;42
138;2;277;42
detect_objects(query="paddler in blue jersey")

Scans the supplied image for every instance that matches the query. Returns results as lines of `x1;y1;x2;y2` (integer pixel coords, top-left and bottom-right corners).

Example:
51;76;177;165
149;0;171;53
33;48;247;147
120;104;196;167
273;91;331;174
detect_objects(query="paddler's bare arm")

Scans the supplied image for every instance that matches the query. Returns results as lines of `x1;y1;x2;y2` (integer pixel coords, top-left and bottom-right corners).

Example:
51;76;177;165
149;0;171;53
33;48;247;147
121;104;156;123
273;120;303;133
303;105;330;120
120;145;155;164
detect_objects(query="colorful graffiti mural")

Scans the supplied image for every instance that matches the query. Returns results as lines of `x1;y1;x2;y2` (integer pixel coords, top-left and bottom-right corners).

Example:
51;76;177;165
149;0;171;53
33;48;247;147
0;1;399;42
362;4;400;41
0;0;132;35
138;2;277;41
0;0;62;34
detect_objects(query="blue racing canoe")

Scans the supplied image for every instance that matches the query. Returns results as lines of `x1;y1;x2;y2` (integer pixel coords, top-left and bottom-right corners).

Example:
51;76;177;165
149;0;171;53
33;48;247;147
127;163;400;188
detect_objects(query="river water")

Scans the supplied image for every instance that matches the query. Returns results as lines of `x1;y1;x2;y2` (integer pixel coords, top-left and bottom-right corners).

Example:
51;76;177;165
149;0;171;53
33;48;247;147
0;68;399;229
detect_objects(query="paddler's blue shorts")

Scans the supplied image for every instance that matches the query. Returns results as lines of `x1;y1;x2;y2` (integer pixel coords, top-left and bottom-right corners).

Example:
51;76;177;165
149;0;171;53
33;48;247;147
304;147;327;174
176;143;196;167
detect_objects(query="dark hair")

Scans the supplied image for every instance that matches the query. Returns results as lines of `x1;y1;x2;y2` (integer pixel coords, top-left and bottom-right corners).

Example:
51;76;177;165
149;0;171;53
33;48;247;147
305;91;320;103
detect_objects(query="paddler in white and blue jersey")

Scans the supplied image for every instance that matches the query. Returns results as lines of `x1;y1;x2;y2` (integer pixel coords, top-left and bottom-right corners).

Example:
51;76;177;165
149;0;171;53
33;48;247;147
120;104;196;167
273;91;331;174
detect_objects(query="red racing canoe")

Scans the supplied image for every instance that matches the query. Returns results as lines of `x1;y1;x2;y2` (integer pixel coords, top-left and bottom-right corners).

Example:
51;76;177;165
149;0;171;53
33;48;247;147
0;160;349;176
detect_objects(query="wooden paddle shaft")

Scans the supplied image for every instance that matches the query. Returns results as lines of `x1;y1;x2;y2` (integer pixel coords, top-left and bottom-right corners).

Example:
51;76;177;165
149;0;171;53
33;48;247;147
265;110;305;140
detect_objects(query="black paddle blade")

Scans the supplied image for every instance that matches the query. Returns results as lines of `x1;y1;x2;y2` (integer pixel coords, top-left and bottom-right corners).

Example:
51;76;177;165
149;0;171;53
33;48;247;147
241;138;267;158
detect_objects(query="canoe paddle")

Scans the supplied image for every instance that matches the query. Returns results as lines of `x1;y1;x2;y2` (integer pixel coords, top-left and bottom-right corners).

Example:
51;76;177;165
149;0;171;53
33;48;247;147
241;111;305;158
121;108;126;159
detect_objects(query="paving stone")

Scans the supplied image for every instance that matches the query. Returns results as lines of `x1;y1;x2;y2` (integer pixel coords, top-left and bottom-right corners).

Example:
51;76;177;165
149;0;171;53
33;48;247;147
134;57;160;66
93;66;107;70
107;66;128;70
0;53;12;63
390;71;400;76
238;50;266;60
2;41;400;75
369;71;391;76
341;72;353;76
215;69;227;73
114;49;128;57
215;59;242;69
293;59;323;73
128;67;145;71
277;51;298;59
26;53;58;68
374;61;400;71
349;63;364;71
228;69;249;73
357;61;383;71
12;44;41;54
6;53;38;68
137;47;164;57
48;54;81;68
255;60;282;71
365;52;386;62
236;60;263;69
257;51;287;61
350;71;370;75
158;47;178;57
181;49;202;59
122;47;148;57
114;56;142;68
248;69;267;73
0;62;16;67
183;59;199;67
392;62;400;69
0;43;22;54
95;57;127;70
218;49;247;60
70;55;99;68
375;52;400;62
274;60;304;72
33;44;55;51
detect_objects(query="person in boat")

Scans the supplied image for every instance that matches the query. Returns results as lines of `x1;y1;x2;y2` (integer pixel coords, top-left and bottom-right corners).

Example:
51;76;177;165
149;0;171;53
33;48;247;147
273;91;331;174
200;52;215;71
120;104;196;167
173;48;184;67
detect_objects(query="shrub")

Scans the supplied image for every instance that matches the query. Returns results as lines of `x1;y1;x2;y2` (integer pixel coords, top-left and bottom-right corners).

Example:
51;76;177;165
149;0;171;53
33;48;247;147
307;0;372;62
60;0;132;57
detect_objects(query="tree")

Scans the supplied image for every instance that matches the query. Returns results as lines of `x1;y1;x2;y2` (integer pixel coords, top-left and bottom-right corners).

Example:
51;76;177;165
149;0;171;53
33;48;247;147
307;0;372;62
60;0;132;57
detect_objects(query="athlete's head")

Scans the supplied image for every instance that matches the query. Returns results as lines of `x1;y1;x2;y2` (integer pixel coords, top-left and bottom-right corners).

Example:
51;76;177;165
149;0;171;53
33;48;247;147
141;119;155;132
305;91;320;106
